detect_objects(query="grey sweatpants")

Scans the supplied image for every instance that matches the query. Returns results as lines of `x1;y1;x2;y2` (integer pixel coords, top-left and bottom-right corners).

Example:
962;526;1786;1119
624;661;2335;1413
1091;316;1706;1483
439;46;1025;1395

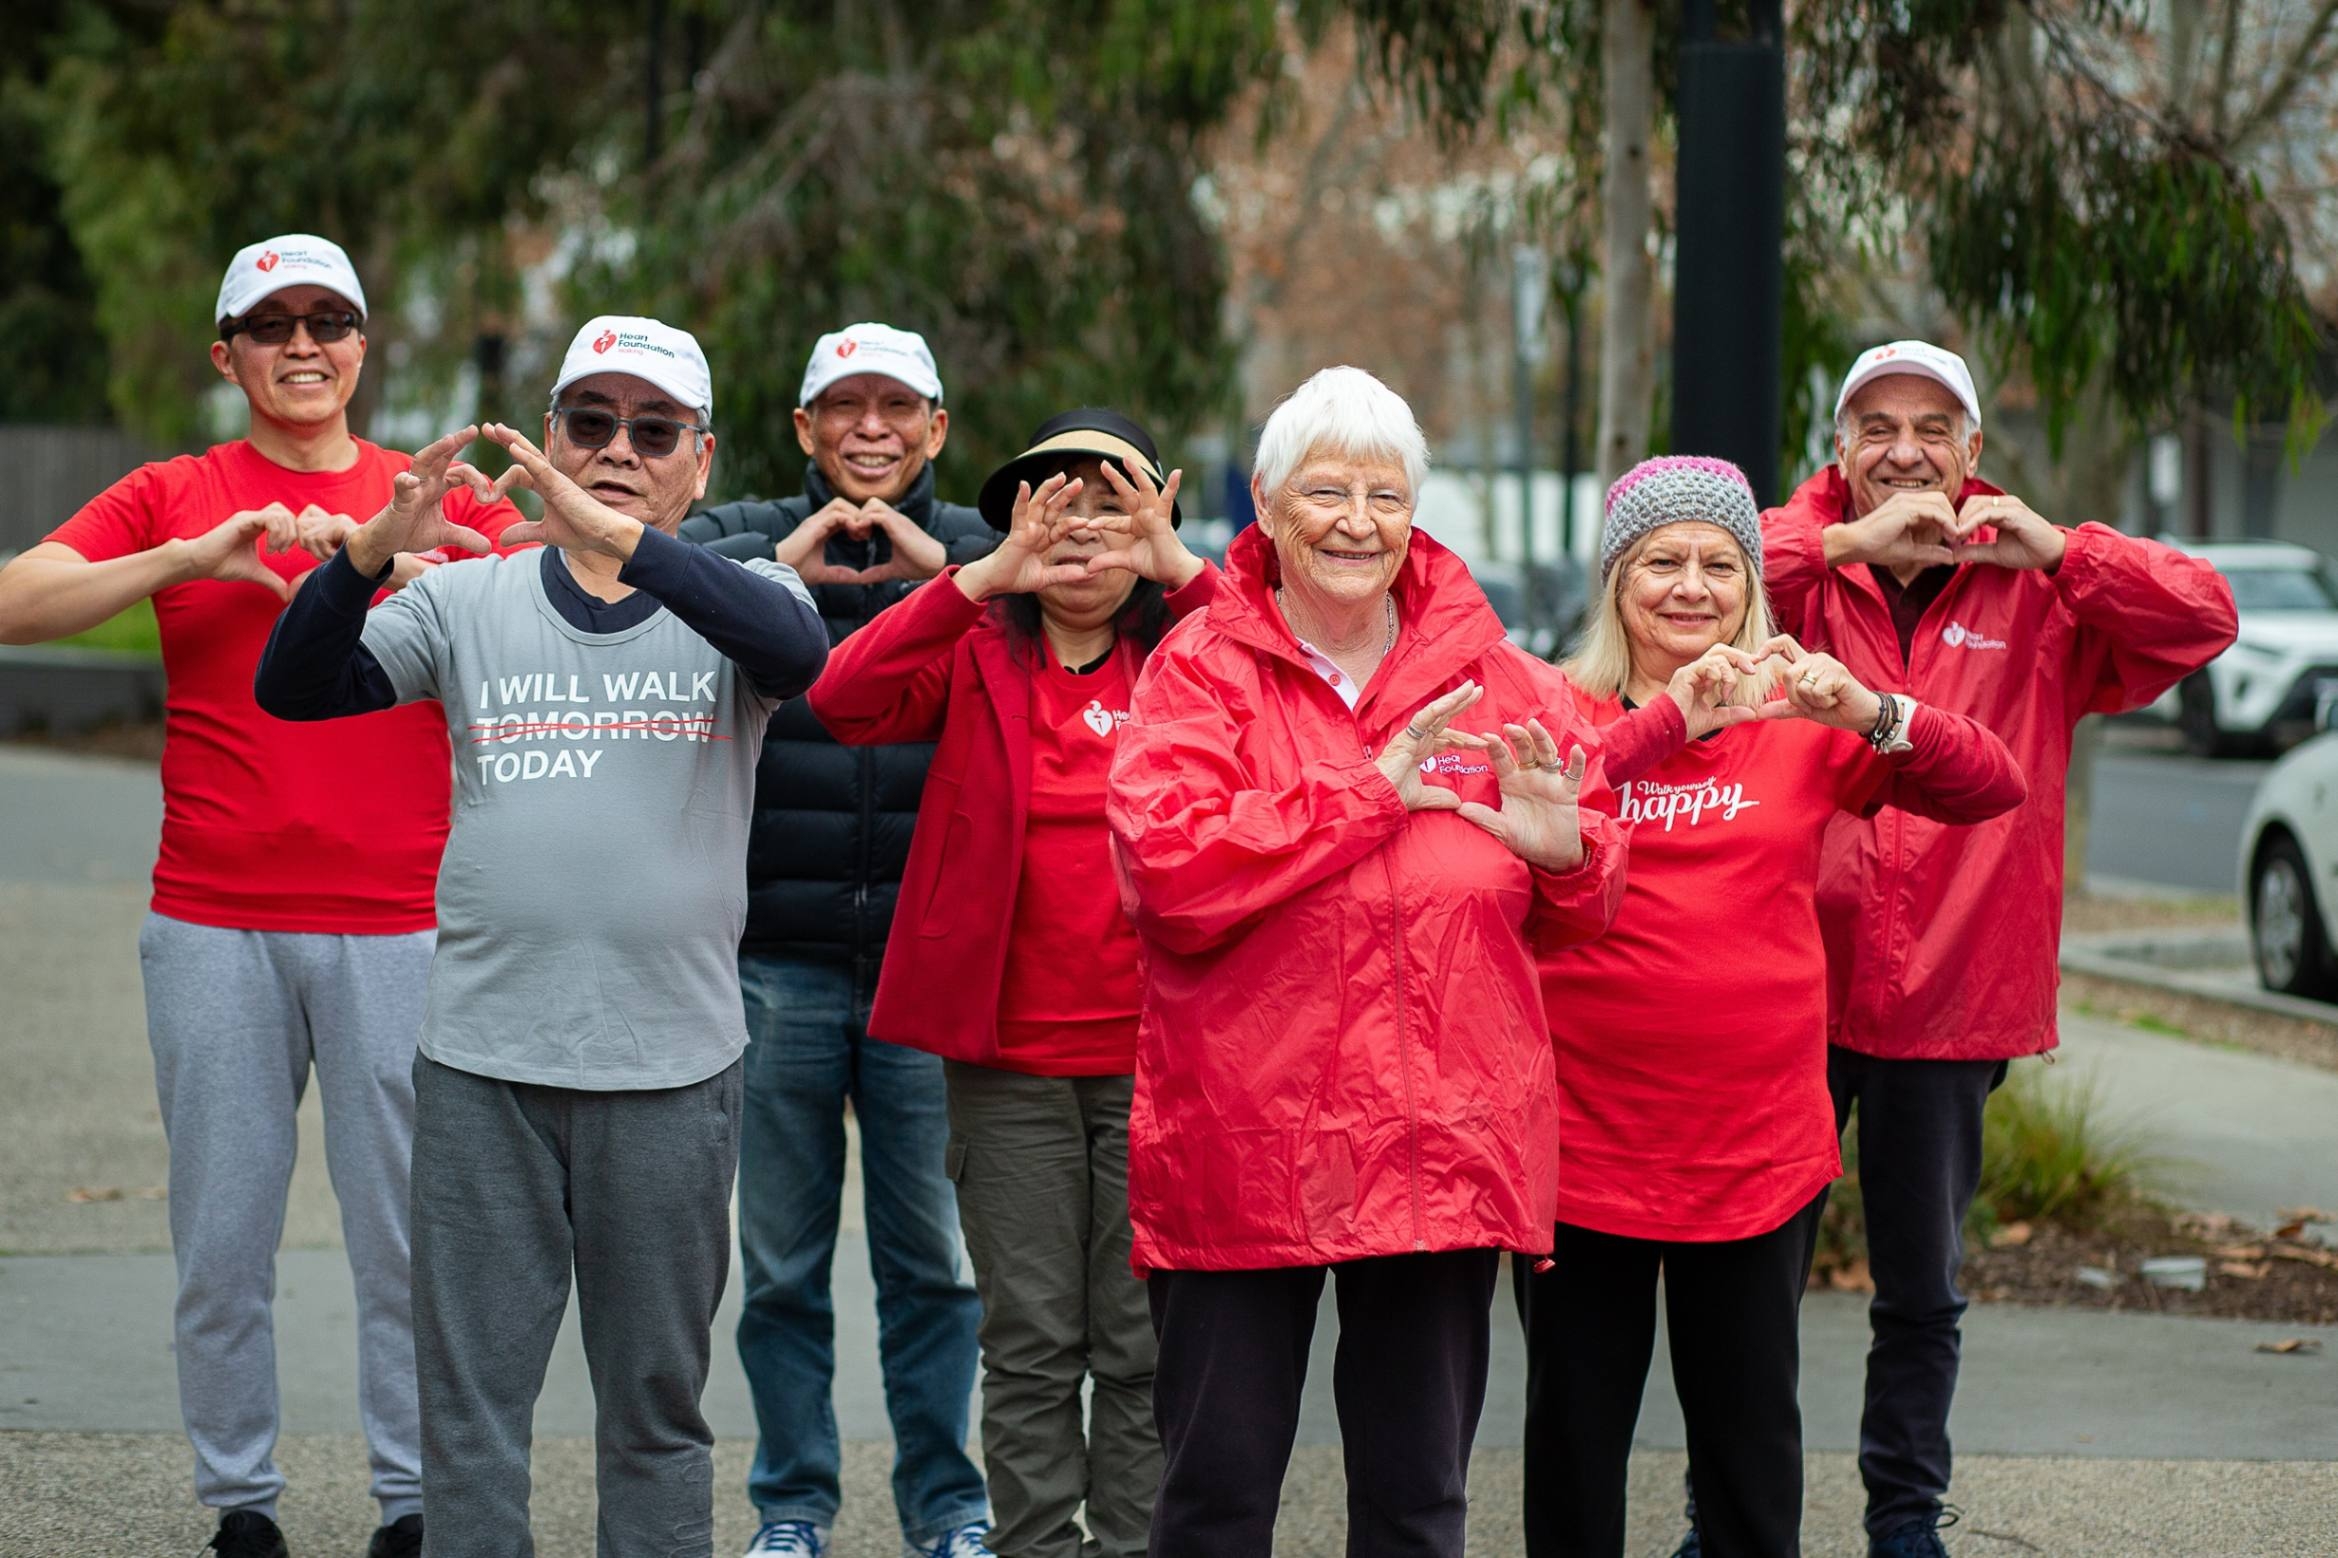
943;1062;1158;1558
138;911;434;1523
411;1054;743;1558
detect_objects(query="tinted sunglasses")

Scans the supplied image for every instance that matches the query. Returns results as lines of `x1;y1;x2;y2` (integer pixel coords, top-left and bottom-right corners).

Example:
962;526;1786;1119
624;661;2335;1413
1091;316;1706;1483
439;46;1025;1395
221;310;362;345
554;406;704;459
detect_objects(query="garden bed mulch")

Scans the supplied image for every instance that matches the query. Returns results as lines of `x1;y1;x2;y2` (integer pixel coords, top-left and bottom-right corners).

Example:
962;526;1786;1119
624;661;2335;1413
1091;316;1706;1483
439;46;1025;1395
1815;1208;2338;1329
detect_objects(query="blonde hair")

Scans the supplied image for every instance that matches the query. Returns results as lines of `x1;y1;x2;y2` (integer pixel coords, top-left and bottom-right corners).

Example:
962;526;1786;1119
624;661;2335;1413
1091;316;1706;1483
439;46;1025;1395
1562;527;1779;705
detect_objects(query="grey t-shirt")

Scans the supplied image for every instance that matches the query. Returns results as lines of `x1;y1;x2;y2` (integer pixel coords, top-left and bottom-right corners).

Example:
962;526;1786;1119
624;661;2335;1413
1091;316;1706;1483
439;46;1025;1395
362;549;804;1089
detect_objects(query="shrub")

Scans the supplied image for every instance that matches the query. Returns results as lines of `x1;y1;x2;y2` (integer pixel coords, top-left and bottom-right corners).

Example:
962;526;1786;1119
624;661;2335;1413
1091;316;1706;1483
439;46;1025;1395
1810;1061;2165;1278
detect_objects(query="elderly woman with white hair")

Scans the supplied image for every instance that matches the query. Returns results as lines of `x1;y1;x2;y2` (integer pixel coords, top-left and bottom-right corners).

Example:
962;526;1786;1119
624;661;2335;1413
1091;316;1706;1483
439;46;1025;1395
1511;456;2026;1558
1105;365;1641;1557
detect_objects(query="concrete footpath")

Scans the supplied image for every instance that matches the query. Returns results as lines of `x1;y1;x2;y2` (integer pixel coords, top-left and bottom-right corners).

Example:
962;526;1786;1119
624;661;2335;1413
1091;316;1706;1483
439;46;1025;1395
2;746;2335;1555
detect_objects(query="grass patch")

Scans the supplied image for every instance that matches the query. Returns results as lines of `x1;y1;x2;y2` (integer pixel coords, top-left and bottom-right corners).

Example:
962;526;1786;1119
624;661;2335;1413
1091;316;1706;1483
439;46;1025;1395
1815;1063;2165;1277
2124;1012;2189;1039
55;599;161;658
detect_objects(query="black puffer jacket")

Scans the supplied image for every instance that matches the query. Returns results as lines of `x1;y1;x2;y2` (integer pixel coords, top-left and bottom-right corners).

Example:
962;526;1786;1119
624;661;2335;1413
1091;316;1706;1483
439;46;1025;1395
680;462;994;967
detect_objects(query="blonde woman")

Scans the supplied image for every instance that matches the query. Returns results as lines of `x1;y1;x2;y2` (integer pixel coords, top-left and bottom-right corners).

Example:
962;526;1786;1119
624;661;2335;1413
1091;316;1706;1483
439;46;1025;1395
1511;456;2027;1558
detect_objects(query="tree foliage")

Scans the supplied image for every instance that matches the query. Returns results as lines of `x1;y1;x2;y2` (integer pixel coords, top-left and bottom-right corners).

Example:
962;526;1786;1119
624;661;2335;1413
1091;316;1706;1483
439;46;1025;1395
9;0;2330;490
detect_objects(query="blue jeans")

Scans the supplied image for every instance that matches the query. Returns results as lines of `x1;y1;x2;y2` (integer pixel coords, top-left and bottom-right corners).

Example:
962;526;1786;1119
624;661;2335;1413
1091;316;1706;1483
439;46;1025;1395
735;953;988;1543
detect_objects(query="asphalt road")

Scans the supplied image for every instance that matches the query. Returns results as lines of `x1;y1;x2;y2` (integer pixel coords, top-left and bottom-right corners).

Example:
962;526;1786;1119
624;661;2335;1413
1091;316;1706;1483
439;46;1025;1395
2086;723;2274;896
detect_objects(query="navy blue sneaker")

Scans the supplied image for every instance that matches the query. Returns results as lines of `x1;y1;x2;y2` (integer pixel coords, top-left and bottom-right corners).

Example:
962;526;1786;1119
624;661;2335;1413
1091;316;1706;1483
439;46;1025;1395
1870;1508;1958;1558
1666;1528;1703;1558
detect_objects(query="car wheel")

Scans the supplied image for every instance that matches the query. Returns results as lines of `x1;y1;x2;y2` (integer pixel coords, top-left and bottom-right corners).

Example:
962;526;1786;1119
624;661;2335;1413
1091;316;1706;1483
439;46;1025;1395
2251;831;2338;1000
2180;673;2253;757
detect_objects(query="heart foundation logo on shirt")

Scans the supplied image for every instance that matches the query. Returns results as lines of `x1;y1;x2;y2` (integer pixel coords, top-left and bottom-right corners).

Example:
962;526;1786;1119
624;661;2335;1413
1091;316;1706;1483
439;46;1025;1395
1081;700;1119;738
1941;619;2007;652
256;251;280;273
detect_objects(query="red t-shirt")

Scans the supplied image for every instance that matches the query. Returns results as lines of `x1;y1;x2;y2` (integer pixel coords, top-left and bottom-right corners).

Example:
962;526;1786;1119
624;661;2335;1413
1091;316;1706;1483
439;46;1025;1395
1541;699;1890;1242
46;439;513;934
995;652;1142;1074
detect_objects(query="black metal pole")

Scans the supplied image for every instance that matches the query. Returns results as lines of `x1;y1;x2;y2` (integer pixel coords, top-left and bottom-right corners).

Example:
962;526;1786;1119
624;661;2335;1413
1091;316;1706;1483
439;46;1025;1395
1669;0;1786;500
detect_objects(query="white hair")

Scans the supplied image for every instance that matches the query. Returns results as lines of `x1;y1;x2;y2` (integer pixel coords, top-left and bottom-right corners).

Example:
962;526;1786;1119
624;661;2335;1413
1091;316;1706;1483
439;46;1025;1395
1253;366;1430;501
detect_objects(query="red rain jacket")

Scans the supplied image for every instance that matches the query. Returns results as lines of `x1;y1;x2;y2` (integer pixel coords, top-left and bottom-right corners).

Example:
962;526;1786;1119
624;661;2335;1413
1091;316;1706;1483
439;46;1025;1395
1107;526;1628;1271
808;564;1219;1066
1764;470;2238;1060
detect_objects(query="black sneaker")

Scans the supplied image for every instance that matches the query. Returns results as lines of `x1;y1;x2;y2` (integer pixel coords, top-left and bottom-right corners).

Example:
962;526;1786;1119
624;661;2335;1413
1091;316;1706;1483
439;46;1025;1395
367;1514;423;1558
1666;1529;1703;1558
207;1511;289;1558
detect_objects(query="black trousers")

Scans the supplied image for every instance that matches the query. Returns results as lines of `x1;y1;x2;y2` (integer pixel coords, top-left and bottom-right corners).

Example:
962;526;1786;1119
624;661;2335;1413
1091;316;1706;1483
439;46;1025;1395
1515;1199;1825;1558
1147;1249;1502;1558
1828;1047;2007;1539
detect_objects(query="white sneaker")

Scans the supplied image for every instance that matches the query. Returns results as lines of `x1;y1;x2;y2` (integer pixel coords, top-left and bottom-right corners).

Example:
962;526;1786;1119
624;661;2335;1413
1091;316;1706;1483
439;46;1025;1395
745;1521;827;1557
907;1523;991;1558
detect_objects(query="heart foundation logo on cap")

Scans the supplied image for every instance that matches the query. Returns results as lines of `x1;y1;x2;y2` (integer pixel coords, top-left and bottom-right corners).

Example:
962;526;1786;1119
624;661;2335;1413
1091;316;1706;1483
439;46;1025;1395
1873;344;1897;359
256;251;280;273
836;339;859;359
593;330;617;354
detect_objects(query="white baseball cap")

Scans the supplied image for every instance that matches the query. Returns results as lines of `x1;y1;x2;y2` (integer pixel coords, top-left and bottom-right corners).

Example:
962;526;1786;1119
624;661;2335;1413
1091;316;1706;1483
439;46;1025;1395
215;234;367;326
1833;340;1983;430
798;322;944;407
551;316;714;417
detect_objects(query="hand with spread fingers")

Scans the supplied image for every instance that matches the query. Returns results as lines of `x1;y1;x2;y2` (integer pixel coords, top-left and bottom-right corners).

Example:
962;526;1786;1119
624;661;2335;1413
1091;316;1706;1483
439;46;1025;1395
1439;721;1589;872
1082;462;1203;589
1757;641;1884;732
1665;641;1766;739
1822;488;1961;573
1375;681;1484;811
952;472;1096;601
341;428;498;578
478;423;645;560
180;504;302;601
1952;491;2066;571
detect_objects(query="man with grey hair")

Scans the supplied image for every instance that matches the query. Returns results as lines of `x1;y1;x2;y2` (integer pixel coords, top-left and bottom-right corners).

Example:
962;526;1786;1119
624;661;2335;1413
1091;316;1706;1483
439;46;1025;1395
1750;340;2236;1558
256;316;828;1553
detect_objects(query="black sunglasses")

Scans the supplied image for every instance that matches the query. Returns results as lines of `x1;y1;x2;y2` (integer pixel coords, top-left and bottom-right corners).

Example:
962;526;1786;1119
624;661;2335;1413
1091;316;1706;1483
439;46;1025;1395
221;310;362;345
554;406;704;460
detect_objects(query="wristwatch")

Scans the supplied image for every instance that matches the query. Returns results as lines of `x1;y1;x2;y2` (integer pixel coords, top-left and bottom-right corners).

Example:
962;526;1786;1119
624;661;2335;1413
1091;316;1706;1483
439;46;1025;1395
1866;692;1917;755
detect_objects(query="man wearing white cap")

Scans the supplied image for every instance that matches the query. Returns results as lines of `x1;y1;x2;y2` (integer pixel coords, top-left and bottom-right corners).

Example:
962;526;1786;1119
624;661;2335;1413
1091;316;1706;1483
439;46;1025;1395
255;315;829;1554
1748;341;2236;1558
681;324;993;1558
0;233;518;1558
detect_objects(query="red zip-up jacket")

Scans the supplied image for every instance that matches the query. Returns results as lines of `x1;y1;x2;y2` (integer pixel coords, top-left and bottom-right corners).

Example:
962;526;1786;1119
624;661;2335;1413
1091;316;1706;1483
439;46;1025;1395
1764;469;2238;1060
1106;526;1628;1271
807;563;1219;1066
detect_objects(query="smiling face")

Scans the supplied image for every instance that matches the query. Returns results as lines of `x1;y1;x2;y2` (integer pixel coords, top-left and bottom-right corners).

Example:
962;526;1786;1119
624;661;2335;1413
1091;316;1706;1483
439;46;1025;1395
1616;522;1752;675
1034;457;1140;632
1836;374;1983;520
543;372;714;533
794;372;949;503
1255;451;1413;625
209;283;366;431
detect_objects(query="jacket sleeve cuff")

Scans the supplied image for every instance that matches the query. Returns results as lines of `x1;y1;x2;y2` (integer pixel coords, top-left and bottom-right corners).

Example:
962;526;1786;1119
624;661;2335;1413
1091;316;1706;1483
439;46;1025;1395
1164;560;1221;618
1598;695;1686;786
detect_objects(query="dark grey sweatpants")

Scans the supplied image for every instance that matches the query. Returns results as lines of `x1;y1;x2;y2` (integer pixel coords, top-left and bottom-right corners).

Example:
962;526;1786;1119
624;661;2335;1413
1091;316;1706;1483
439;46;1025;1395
410;1054;743;1558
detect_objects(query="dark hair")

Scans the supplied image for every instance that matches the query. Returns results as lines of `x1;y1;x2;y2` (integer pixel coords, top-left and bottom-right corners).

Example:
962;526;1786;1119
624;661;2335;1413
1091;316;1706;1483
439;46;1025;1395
997;581;1173;665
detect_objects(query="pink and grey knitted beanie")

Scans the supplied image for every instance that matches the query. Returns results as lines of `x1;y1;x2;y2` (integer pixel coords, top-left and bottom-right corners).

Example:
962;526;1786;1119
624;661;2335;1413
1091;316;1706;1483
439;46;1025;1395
1600;455;1762;579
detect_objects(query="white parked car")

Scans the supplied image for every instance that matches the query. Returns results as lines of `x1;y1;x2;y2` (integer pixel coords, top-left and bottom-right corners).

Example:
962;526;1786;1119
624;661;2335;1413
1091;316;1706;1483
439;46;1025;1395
2157;540;2338;756
2239;731;2338;998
